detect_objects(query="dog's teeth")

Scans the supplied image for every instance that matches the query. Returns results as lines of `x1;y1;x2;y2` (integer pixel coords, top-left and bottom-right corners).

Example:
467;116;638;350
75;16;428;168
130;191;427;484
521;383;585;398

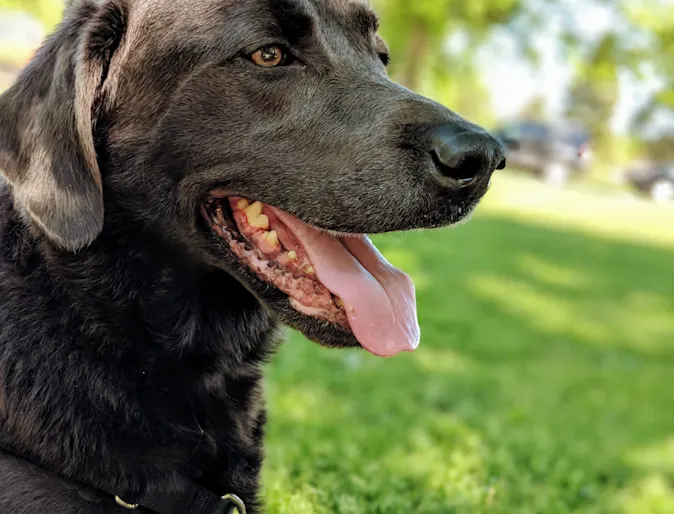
244;201;263;222
250;214;270;230
265;230;279;246
237;198;250;210
304;265;315;275
287;250;297;261
244;201;269;229
335;297;344;308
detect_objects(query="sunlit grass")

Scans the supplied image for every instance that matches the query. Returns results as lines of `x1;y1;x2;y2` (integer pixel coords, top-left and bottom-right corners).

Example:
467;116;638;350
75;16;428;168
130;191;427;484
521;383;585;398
263;175;674;513
481;174;674;249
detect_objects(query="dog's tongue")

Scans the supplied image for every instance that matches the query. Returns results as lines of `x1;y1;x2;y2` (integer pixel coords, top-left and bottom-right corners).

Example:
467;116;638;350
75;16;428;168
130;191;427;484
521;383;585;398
271;208;420;357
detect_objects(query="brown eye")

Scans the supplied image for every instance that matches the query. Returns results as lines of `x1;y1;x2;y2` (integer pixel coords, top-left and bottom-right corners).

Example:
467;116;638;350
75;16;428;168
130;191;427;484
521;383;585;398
250;45;286;67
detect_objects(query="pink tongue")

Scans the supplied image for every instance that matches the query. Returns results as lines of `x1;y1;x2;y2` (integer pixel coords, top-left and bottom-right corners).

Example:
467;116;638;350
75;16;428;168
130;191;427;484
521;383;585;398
270;208;420;357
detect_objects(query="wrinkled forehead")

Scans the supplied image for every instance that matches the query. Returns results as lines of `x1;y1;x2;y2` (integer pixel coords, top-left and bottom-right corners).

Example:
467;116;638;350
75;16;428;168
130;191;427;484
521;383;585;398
238;0;380;44
128;0;379;52
236;0;377;27
317;0;377;26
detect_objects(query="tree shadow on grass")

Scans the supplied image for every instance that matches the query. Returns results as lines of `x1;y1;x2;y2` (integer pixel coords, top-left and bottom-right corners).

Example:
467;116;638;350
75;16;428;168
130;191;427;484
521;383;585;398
262;213;674;514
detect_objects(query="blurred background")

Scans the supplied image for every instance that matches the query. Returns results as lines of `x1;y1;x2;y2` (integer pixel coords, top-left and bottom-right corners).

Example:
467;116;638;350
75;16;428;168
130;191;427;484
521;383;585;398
1;1;673;513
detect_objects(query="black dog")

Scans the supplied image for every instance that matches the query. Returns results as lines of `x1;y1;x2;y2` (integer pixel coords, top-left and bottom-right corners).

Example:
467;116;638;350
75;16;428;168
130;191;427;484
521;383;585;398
0;0;505;512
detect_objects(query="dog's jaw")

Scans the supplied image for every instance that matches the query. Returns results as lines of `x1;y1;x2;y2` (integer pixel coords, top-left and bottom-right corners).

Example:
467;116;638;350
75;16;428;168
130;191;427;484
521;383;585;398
203;197;350;328
202;193;420;357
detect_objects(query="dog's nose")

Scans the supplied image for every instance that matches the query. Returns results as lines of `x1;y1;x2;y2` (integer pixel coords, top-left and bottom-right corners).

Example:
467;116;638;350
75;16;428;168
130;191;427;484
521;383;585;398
429;125;506;189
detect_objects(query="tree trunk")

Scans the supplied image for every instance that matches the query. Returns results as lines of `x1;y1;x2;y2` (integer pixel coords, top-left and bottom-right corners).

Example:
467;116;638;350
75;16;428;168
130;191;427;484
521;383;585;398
397;22;430;92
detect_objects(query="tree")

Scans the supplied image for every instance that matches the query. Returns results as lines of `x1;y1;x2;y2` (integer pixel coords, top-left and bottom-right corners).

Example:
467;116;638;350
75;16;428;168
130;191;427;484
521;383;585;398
372;0;524;92
565;34;619;157
623;0;674;136
641;136;674;161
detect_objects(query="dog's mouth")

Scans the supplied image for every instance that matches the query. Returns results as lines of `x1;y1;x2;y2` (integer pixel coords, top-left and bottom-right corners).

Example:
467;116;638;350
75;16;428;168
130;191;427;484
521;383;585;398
202;194;420;357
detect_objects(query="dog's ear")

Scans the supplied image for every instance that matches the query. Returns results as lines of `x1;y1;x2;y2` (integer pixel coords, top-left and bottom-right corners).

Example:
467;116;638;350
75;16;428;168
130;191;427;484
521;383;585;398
0;0;127;251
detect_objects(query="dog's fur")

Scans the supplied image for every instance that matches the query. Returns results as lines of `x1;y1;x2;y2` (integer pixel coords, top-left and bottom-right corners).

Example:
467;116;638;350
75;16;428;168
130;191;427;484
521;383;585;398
0;0;503;512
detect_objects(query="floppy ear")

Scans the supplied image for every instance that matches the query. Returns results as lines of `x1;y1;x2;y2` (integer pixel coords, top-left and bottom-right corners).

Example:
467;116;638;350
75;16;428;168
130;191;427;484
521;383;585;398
0;0;127;251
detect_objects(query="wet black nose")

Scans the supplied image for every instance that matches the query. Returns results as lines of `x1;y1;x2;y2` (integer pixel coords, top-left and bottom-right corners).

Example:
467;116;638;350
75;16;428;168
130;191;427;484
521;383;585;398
429;125;506;189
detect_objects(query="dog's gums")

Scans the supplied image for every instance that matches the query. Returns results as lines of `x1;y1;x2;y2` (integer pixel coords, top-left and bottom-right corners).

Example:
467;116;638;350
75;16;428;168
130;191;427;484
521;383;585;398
203;195;421;357
205;196;350;328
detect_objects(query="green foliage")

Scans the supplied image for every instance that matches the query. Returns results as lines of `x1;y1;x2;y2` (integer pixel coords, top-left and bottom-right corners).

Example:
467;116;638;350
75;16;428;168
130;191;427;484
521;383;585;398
0;0;65;29
626;0;674;74
638;136;674;162
566;67;618;158
622;0;674;128
263;174;674;513
372;0;522;91
374;0;671;165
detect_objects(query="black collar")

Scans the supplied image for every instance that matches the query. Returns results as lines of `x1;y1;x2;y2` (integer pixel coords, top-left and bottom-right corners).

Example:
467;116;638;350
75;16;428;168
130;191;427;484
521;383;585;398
112;476;246;514
0;444;246;514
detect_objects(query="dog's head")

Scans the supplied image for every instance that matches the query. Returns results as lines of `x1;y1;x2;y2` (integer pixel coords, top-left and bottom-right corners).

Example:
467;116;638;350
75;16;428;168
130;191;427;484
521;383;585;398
0;0;505;357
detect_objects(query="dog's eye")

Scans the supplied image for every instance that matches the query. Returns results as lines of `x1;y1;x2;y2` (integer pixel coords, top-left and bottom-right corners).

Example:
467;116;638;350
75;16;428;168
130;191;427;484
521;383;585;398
379;52;390;67
250;45;291;68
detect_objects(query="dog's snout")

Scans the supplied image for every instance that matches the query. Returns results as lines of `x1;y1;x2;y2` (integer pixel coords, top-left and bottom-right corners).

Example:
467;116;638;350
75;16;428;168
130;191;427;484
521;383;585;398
429;125;506;189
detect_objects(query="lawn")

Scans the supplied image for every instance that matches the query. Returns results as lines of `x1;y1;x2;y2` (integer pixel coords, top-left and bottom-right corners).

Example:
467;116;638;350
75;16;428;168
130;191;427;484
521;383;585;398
261;174;674;514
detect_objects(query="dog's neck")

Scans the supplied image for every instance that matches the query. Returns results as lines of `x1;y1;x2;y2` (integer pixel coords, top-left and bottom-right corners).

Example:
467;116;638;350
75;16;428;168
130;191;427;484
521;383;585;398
56;195;275;352
0;190;276;510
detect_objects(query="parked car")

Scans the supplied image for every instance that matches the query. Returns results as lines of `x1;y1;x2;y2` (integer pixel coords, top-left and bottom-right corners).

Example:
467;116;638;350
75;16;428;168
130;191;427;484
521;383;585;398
492;120;592;186
626;162;674;203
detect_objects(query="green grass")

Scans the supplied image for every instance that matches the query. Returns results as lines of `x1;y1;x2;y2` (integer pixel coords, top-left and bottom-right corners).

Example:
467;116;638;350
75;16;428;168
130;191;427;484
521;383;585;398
262;174;674;514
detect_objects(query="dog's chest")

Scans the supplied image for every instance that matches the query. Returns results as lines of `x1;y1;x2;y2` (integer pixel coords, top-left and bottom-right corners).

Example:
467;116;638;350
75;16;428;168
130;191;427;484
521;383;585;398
189;372;266;498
